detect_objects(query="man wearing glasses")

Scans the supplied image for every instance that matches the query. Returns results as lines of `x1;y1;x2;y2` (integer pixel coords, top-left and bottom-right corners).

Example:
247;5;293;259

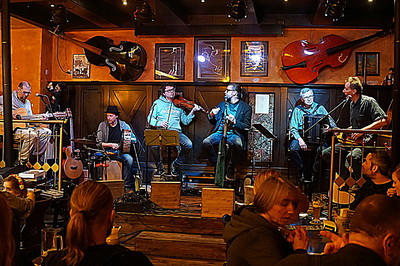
0;81;51;165
202;83;252;181
147;83;201;177
289;88;336;183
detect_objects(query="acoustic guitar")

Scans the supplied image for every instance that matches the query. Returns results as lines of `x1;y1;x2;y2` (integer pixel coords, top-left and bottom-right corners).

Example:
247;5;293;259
63;108;83;179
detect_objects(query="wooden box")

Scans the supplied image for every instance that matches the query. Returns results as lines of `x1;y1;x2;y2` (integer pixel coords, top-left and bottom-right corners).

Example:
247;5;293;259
201;188;234;218
98;180;124;200
103;160;122;181
151;181;181;209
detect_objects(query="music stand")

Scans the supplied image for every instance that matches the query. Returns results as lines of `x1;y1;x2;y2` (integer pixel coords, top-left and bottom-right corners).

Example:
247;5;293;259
251;124;277;176
144;129;180;178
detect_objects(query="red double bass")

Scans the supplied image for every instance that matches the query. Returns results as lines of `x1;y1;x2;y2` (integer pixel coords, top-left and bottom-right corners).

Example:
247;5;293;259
281;30;390;84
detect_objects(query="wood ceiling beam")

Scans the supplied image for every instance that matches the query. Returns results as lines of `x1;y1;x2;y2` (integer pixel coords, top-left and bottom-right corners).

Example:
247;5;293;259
248;0;263;25
312;0;333;25
156;0;187;25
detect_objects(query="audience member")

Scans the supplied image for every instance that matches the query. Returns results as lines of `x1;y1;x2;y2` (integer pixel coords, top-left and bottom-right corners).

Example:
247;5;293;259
42;180;152;266
0;193;15;266
350;151;392;210
276;194;400;266
387;164;400;198
223;175;309;265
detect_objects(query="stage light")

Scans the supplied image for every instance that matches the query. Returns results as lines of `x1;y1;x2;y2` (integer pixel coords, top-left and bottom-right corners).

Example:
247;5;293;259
227;0;247;21
50;4;68;26
324;0;346;22
197;55;206;63
122;0;128;6
133;0;154;23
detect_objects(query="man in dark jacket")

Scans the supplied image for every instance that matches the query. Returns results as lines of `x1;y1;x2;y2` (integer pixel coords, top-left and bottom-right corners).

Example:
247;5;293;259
276;194;400;266
202;83;252;180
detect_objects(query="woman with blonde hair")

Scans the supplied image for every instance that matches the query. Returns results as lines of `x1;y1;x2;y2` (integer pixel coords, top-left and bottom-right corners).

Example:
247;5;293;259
43;180;152;265
224;174;309;265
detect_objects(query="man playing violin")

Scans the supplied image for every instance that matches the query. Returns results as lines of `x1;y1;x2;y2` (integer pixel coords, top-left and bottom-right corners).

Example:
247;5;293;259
147;83;201;177
96;106;138;192
0;81;51;165
322;76;387;186
202;83;252;180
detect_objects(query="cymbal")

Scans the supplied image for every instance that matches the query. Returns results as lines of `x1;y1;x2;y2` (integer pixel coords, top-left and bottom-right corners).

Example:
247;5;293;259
71;138;97;145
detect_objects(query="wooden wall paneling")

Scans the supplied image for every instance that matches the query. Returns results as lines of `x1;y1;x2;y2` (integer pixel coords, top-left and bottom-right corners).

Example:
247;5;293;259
81;85;104;138
107;84;148;146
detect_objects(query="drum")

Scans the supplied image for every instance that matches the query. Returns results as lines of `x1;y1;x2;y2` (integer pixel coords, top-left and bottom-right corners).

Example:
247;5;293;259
302;114;328;145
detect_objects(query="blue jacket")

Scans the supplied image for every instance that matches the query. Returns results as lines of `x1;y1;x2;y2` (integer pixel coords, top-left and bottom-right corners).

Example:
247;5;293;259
147;96;195;132
208;100;252;148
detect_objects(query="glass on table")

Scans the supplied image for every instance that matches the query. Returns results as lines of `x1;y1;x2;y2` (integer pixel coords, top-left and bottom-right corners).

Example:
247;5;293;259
310;193;326;224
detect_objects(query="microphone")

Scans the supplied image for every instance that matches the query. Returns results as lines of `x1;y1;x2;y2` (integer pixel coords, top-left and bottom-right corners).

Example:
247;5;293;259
36;93;47;97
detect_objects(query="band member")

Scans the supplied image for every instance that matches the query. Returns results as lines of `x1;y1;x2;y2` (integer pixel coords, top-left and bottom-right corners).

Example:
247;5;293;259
289;88;336;182
147;83;201;177
322;76;387;183
0;81;51;165
96;106;137;192
202;83;252;180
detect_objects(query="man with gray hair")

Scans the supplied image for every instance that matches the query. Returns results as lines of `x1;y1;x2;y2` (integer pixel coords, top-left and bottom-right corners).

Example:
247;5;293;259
289;88;336;183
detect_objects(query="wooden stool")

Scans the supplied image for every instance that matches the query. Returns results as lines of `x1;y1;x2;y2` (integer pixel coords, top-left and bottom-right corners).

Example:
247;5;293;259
201;188;234;218
151;181;181;209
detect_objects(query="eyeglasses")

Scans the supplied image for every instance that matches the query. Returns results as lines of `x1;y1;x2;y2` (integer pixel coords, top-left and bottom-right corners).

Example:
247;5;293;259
21;91;31;95
303;95;313;99
225;89;235;92
164;89;175;93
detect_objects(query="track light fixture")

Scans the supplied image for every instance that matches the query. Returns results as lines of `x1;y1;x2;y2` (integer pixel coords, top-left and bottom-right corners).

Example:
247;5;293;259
50;4;68;26
133;0;154;23
324;0;346;22
227;0;247;21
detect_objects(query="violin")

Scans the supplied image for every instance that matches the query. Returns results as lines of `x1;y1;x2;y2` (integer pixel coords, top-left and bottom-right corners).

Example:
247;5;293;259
281;30;390;84
172;96;207;113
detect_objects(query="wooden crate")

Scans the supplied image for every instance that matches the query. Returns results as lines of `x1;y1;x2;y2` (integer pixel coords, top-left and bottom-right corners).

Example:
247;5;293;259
151;181;181;209
97;180;124;200
103;160;122;180
201;188;234;218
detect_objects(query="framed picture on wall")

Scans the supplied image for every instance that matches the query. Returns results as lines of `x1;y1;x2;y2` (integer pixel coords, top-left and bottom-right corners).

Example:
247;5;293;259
72;54;90;78
194;37;230;82
155;43;185;80
240;41;268;77
355;52;380;76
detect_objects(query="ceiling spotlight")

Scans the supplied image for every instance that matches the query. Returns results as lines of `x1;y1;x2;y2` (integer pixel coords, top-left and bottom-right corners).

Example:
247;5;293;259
122;0;128;5
324;0;346;22
228;0;247;21
50;4;68;26
133;0;154;23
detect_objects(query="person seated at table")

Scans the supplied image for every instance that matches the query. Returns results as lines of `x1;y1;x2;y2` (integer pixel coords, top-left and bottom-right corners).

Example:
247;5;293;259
349;151;392;210
42;180;152;266
387;164;400;198
276;194;400;266
223;175;309;265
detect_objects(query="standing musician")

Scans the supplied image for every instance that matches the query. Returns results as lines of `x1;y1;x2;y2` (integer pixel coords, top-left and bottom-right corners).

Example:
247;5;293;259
147;83;201;177
0;81;51;165
289;88;336;182
202;83;252;180
96;106;137;192
322;76;387;184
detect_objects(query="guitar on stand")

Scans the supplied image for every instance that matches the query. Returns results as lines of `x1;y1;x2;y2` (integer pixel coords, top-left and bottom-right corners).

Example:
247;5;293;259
63;108;83;179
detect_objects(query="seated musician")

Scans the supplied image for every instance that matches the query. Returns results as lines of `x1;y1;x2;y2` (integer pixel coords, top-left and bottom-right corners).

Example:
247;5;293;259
321;77;387;186
147;83;201;177
96;106;137;192
289;88;336;183
0;81;51;165
202;83;252;180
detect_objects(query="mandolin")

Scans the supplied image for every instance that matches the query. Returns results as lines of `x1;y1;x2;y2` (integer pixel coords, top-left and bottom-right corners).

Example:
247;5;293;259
281;30;390;84
63;108;83;179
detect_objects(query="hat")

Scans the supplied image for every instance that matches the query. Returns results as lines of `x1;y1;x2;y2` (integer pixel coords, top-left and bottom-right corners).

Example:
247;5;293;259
105;106;120;114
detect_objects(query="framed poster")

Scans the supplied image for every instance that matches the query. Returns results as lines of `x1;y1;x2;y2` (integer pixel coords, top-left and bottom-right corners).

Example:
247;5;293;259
155;43;185;80
240;41;268;77
72;54;90;79
194;37;230;82
355;52;380;76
